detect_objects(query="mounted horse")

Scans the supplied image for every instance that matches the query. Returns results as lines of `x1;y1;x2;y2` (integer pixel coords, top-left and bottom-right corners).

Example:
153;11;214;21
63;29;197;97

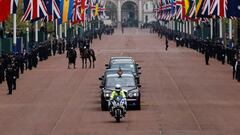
79;46;96;69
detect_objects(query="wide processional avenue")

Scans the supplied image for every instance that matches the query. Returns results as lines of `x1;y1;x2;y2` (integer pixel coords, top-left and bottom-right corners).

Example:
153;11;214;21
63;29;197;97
0;0;240;133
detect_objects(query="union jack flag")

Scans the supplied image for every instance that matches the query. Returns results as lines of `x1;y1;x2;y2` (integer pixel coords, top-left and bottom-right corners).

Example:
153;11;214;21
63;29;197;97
10;0;18;14
187;0;196;18
21;0;48;22
210;0;228;17
227;0;240;18
175;0;184;20
201;0;213;17
45;0;61;21
72;0;82;24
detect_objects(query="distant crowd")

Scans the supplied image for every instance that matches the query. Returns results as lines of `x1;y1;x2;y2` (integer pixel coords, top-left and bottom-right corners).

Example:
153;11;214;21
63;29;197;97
150;22;240;82
0;25;115;95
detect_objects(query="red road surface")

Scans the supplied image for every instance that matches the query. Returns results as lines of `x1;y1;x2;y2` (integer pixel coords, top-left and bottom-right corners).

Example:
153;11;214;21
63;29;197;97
0;28;240;135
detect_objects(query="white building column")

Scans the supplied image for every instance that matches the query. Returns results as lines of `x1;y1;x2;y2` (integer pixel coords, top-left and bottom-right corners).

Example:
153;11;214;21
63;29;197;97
117;0;121;27
138;0;142;27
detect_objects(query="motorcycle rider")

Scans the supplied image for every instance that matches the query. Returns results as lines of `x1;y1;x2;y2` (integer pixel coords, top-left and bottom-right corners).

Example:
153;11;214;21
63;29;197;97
109;84;127;116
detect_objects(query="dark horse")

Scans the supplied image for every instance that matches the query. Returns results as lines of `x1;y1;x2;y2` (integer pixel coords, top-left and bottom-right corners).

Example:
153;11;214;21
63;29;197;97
80;47;96;69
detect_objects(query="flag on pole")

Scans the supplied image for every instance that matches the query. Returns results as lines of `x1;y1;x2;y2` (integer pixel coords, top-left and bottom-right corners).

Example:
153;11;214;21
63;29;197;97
10;0;18;14
95;0;99;17
186;0;196;18
201;0;213;17
175;0;185;20
60;0;74;23
0;0;10;22
45;0;61;21
195;0;203;17
227;0;240;18
210;0;228;17
72;0;82;24
21;0;49;22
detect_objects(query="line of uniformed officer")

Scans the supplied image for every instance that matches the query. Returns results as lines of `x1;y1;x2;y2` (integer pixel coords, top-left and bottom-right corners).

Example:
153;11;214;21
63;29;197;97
151;21;240;82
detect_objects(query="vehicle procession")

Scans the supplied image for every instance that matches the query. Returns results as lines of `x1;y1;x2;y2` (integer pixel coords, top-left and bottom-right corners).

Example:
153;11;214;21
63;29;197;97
1;0;240;134
99;57;142;122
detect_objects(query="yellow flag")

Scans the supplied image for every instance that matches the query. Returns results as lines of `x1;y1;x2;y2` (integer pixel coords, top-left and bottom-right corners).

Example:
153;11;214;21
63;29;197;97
62;0;70;23
184;0;190;16
95;4;99;16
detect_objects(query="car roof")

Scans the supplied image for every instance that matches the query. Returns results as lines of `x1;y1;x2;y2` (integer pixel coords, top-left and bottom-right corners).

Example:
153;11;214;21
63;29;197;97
110;57;135;63
110;56;133;60
105;68;133;72
111;60;135;64
106;73;134;78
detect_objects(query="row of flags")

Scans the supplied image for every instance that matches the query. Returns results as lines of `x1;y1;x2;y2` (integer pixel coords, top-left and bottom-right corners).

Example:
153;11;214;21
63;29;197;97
0;0;107;25
154;0;240;22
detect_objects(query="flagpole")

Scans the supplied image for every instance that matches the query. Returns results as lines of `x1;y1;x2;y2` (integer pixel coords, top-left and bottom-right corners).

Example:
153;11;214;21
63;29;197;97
26;23;29;51
59;23;62;39
64;23;67;38
13;13;17;52
35;21;38;43
76;25;78;36
229;19;232;39
183;21;185;33
210;18;213;39
189;21;192;35
55;19;58;39
186;20;188;34
219;18;223;38
180;21;182;33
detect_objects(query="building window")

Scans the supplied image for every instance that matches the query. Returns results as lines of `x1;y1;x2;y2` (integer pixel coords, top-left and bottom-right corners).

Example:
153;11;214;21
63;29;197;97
145;15;148;23
146;4;148;10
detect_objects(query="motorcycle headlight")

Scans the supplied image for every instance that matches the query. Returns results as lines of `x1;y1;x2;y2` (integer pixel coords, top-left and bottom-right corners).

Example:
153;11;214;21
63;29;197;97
128;89;139;97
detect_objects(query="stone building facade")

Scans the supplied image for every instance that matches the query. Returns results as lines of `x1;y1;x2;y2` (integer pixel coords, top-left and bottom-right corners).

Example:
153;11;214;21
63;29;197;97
105;0;157;27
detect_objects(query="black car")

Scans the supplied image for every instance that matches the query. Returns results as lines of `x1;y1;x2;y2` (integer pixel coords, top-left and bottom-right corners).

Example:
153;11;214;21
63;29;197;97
105;57;141;84
99;68;140;85
99;72;141;111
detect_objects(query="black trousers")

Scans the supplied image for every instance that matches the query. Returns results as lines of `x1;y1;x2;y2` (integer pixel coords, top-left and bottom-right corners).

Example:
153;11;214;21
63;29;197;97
7;80;13;94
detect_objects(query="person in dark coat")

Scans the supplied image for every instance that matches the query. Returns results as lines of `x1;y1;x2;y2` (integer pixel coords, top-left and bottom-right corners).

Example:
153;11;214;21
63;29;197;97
165;37;169;51
6;64;15;95
235;58;240;82
19;53;25;74
232;55;237;80
67;47;77;69
0;60;4;84
12;63;17;90
204;40;210;65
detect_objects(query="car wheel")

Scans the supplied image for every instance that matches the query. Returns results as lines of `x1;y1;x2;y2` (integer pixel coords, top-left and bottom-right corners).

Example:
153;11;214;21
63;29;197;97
101;97;108;111
136;97;141;110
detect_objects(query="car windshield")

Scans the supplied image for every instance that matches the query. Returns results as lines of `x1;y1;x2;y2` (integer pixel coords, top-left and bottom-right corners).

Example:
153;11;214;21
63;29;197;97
110;63;135;73
106;76;136;87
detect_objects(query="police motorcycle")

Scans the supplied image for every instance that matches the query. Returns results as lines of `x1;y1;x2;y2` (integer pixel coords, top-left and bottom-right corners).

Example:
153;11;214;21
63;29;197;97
109;85;127;122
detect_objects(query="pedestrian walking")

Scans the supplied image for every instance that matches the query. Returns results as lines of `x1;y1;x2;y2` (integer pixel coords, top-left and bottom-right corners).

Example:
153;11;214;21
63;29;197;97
232;55;237;80
6;64;14;95
165;37;169;51
235;57;240;82
204;40;210;65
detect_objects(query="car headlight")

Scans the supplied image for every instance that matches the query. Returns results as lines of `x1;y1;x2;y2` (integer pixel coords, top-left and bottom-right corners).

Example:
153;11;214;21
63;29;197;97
104;93;110;97
128;89;139;97
103;90;112;97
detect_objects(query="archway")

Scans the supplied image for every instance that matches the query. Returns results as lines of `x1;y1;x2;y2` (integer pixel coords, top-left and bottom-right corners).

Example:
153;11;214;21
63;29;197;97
121;1;138;27
105;1;117;26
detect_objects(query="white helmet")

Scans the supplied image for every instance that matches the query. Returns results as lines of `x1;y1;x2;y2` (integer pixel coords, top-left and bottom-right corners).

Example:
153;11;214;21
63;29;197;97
115;84;121;92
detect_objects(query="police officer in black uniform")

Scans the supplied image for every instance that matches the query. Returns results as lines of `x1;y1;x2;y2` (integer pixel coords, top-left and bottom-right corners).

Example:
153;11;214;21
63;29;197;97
6;64;14;95
204;39;210;65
